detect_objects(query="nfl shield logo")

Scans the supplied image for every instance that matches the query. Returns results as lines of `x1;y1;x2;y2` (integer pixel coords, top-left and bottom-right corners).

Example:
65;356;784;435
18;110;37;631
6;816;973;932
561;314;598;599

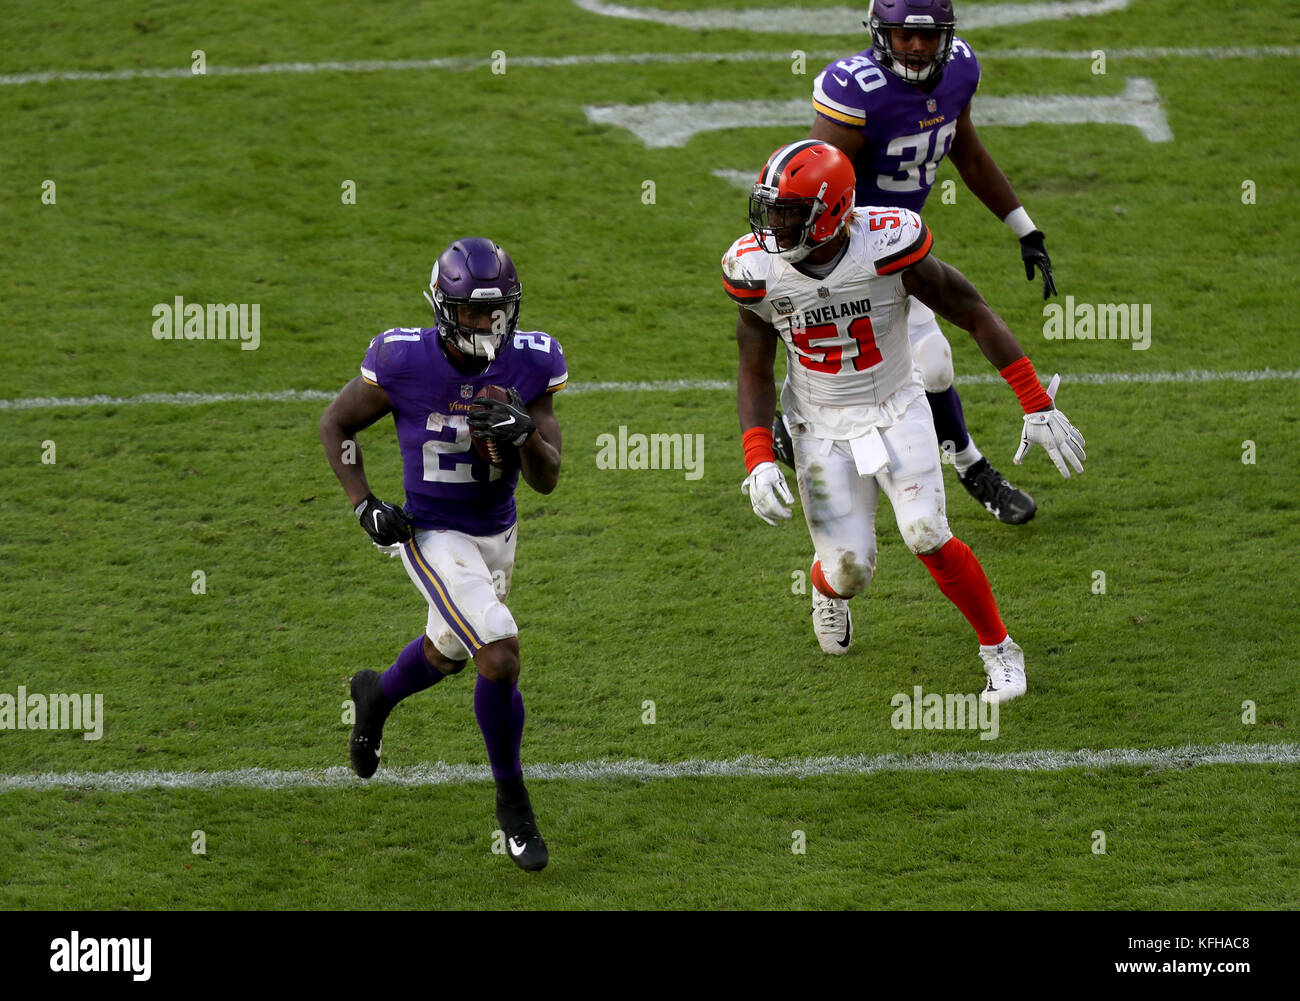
927;98;937;113
460;384;474;400
817;287;830;299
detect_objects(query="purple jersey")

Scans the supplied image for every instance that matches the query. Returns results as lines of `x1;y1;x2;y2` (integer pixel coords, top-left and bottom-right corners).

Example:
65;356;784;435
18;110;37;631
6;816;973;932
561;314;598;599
811;40;980;214
361;328;567;535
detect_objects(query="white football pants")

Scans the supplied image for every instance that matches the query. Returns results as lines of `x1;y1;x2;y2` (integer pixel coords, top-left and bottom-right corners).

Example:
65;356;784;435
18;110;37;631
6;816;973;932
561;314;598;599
791;393;953;598
908;299;955;394
399;525;518;662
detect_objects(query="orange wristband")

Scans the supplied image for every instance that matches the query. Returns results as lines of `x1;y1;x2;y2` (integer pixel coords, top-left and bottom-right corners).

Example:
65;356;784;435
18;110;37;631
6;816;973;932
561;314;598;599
742;427;776;473
1000;356;1053;413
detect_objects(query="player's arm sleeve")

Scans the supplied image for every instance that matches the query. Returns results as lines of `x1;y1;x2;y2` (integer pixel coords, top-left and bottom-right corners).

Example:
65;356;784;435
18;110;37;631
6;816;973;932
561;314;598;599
812;64;869;129
873;211;933;275
721;244;769;317
360;335;384;387
361;328;422;394
545;336;568;395
517;332;568;404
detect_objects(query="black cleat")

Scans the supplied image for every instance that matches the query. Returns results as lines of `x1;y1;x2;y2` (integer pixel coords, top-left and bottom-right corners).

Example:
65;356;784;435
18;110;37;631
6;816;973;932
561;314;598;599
771;409;795;470
958;458;1036;525
348;669;394;778
496;787;549;872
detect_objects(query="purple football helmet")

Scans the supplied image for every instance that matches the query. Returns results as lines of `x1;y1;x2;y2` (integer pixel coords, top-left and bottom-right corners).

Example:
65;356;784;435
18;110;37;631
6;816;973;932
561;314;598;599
423;237;522;361
866;0;957;84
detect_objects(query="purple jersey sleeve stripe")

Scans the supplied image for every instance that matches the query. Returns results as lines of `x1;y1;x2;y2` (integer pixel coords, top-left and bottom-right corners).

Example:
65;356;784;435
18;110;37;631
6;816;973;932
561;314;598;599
403;539;486;653
813;100;867;127
812;69;867;110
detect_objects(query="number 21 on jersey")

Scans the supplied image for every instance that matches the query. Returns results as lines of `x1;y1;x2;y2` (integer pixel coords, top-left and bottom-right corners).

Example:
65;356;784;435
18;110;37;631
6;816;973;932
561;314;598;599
422;413;503;484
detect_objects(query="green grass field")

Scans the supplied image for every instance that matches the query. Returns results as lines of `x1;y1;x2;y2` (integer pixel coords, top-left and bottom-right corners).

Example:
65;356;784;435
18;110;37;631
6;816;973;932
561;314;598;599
2;0;1298;910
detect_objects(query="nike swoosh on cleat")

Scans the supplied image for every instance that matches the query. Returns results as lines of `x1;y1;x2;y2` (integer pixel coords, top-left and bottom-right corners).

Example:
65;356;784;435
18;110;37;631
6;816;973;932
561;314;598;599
509;837;529;857
837;620;851;648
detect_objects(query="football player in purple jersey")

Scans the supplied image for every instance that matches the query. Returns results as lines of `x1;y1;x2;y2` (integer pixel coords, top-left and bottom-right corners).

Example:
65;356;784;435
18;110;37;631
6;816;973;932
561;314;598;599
318;237;566;871
775;0;1057;526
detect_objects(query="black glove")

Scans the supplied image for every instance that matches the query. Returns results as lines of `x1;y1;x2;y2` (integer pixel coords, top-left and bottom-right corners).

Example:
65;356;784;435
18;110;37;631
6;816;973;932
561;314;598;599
468;387;536;447
354;493;412;547
1019;230;1058;299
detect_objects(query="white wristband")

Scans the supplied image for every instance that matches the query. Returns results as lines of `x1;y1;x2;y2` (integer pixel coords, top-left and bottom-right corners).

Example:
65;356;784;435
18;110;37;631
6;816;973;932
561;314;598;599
1003;206;1037;238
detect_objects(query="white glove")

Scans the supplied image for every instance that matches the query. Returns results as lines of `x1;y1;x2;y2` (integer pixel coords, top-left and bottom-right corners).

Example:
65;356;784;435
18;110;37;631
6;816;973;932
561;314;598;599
1013;373;1085;478
741;461;794;525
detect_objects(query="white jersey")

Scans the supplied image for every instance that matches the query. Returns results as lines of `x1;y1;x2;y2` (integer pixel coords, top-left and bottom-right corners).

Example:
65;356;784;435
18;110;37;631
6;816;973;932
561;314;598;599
723;207;934;438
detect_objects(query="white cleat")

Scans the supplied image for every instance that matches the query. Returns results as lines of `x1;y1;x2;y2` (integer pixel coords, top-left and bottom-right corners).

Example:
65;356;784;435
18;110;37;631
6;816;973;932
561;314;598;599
979;637;1027;704
811;591;853;655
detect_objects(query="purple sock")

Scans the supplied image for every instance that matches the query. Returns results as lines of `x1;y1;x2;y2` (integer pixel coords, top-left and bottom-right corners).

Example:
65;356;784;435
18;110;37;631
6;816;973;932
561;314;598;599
474;674;525;781
380;635;446;702
926;385;971;454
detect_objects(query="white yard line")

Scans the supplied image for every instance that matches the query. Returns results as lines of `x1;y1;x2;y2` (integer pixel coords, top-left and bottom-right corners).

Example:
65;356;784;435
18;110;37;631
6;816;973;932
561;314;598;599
2;741;1295;792
573;0;1134;33
3;47;1297;87
1;369;1296;412
587;77;1173;146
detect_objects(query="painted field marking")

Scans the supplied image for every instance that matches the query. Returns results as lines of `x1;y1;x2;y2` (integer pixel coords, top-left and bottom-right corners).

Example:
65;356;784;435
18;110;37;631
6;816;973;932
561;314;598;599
1;369;1298;413
573;0;1132;33
585;77;1172;146
2;741;1295;792
3;47;1297;87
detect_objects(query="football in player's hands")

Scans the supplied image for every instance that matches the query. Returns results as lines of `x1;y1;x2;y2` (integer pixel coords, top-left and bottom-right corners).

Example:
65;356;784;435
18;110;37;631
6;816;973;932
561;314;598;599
468;385;531;469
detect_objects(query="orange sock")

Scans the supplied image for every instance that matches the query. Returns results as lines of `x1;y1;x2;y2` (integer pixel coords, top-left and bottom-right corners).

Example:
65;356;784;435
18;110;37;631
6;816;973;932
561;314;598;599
916;538;1007;646
811;560;847;599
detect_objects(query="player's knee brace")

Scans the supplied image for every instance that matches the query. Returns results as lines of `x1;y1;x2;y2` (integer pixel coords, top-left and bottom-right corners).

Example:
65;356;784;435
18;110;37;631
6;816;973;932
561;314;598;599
901;514;953;556
914;331;954;393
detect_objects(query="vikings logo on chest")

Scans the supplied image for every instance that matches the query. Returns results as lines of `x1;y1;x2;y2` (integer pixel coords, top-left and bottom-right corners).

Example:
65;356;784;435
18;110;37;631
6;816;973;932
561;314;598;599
444;383;478;414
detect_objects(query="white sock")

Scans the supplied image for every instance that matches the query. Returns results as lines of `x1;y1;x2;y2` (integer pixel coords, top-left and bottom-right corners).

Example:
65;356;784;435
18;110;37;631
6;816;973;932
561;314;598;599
952;439;983;475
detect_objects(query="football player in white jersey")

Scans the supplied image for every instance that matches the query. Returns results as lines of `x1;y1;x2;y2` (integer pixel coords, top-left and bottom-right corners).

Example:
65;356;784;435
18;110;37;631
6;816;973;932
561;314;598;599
787;0;1058;527
723;140;1084;703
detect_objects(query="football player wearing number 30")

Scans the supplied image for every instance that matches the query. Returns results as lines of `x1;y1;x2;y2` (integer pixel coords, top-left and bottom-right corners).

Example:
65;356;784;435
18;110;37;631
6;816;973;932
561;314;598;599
724;141;1084;703
788;0;1057;526
318;237;566;871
